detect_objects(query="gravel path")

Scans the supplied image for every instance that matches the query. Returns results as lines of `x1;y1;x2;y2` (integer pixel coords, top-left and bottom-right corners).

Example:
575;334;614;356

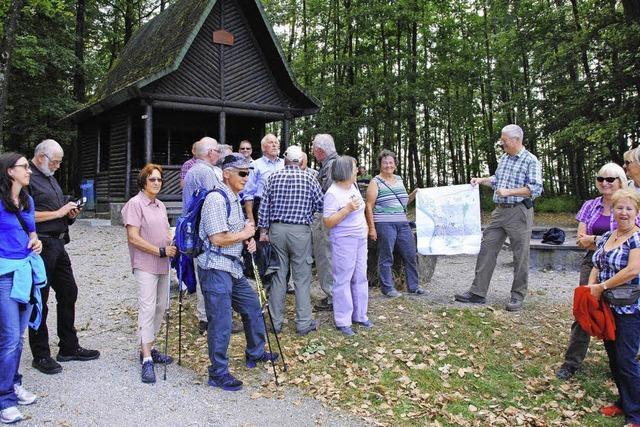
18;222;364;427
18;221;579;425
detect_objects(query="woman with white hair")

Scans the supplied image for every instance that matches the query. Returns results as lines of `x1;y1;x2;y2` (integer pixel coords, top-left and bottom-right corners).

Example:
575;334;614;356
556;162;637;380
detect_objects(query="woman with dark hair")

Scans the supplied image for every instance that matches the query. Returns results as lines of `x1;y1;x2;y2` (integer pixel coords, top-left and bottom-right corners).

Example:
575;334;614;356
323;156;371;336
365;149;423;298
121;164;177;384
0;152;44;424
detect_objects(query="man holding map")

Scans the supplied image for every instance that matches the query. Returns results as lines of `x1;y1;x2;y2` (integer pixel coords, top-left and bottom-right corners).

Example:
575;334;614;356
454;124;543;311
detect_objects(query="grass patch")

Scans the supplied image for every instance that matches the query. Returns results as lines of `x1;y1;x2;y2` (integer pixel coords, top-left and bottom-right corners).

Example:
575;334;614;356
159;293;621;426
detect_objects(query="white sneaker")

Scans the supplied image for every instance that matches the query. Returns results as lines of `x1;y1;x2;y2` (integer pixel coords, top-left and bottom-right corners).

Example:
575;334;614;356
13;384;37;405
0;406;23;424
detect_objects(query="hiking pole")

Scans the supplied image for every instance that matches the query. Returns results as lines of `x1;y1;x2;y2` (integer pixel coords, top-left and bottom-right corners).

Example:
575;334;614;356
163;265;171;381
250;254;288;376
178;285;183;366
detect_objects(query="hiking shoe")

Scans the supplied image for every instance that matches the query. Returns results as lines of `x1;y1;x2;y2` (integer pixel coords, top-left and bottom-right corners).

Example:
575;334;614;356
198;321;208;335
56;347;100;362
555;364;577;380
0;406;23;424
336;326;356;336
454;291;486;304
600;404;624;417
353;319;374;328
286;284;295;294
141;361;156;384
32;356;62;374
13;384;36;405
208;373;243;391
383;289;401;298
297;320;319;336
313;298;333;312
246;352;279;369
140;349;173;365
231;320;243;334
505;298;524;312
409;288;425;295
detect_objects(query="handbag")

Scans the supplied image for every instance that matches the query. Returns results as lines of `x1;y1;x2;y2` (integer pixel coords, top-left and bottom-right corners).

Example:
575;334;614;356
603;284;640;306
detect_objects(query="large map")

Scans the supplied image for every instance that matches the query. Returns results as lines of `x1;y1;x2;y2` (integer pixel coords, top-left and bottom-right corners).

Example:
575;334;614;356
415;184;482;255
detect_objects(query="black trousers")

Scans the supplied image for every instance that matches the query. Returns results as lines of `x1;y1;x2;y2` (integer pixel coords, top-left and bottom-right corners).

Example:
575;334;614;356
29;237;79;358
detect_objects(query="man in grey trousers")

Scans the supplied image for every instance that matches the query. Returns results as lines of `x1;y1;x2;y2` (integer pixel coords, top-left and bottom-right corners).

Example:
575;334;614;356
454;124;543;311
311;134;339;311
258;145;324;335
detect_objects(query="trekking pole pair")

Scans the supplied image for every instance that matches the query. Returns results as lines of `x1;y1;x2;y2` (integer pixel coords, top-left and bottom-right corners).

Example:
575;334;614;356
250;253;287;385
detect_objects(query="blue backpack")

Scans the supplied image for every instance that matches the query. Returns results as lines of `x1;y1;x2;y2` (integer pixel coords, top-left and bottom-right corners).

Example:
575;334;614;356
175;188;231;258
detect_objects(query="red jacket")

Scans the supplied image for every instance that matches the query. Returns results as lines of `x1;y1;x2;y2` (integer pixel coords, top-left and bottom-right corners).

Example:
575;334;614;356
573;286;616;341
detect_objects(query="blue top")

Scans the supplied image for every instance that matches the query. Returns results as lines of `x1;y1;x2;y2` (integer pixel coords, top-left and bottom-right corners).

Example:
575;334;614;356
182;160;221;214
0;196;36;259
243;156;284;201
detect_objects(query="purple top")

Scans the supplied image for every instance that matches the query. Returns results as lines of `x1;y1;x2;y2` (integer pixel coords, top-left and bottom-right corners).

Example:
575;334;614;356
180;157;198;180
575;196;640;234
121;191;171;274
591;214;611;236
323;183;367;239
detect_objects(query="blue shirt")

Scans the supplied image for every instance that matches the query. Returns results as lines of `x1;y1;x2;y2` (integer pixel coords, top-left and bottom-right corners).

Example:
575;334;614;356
182;160;221;214
242;156;284;201
257;165;324;229
0;196;36;259
490;148;543;204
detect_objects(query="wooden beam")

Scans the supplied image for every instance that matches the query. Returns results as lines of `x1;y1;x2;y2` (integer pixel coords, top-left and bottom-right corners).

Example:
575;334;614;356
144;103;153;164
151;100;286;120
125;114;132;199
219;111;226;145
282;118;291;151
145;93;300;114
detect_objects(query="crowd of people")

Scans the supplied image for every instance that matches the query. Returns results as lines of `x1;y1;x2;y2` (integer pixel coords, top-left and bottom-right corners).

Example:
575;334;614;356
0;124;639;426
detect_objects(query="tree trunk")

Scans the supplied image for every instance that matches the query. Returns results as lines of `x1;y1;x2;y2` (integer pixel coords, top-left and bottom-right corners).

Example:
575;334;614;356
74;0;87;104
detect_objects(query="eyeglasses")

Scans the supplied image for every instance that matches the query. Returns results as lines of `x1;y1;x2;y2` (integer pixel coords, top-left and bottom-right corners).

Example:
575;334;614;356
235;170;250;177
147;177;163;183
597;176;619;183
11;164;31;172
43;153;62;165
625;160;632;166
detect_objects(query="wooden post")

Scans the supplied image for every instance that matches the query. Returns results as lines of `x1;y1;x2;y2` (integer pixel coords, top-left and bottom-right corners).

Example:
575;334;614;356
219;111;226;145
282;118;291;151
125;115;132;199
144;103;153;164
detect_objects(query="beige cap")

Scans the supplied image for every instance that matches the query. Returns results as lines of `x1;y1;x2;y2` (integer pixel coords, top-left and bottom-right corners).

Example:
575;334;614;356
284;145;303;162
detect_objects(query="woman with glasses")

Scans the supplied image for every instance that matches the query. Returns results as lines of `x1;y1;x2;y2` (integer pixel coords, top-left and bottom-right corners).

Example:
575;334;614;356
0;153;43;424
121;164;177;383
556;162;634;380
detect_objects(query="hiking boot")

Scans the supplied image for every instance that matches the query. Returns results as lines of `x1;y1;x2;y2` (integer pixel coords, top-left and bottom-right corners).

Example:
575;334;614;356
336;326;356;336
408;288;425;295
555;364;577;380
198;321;208;335
231;320;243;334
454;291;486;304
139;349;173;365
505;298;524;312
32;356;62;375
56;346;100;362
297;320;319;336
313;298;333;312
246;352;279;369
13;384;36;405
141;360;156;383
208;373;243;391
353;319;374;328
0;406;23;424
600;404;624;417
383;289;401;298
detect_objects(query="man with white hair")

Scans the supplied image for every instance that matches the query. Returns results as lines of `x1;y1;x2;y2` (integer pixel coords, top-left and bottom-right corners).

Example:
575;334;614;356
28;139;100;375
243;134;284;226
258;145;324;335
311;133;339;311
454;124;543;311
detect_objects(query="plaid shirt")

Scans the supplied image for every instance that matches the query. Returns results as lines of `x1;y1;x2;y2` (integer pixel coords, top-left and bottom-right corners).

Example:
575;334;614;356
180;157;198;180
197;185;245;278
593;231;640;314
490;148;543;204
576;196;640;235
258;165;324;229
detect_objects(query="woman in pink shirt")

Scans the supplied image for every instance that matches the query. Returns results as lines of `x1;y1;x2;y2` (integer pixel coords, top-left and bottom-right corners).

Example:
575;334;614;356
121;164;177;383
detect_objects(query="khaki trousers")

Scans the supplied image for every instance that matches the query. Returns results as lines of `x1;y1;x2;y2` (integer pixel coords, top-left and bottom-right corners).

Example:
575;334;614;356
134;269;169;345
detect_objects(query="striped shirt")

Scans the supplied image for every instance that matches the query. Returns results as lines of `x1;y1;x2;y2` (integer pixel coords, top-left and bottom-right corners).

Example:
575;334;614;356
576;196;640;235
372;175;408;223
197;184;245;278
593;230;640;314
257;165;324;229
490;148;543;204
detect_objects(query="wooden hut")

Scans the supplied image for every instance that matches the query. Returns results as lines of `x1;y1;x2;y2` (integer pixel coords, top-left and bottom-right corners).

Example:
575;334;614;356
68;0;319;212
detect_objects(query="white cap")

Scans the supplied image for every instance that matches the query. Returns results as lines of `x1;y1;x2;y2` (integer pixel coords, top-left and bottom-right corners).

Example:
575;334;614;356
284;145;303;162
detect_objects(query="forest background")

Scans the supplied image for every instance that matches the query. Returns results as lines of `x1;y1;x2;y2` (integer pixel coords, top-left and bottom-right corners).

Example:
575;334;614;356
0;0;638;210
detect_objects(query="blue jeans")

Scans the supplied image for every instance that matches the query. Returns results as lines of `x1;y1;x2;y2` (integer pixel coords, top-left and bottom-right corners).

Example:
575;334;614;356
604;311;640;424
197;267;266;378
0;273;33;410
376;222;419;294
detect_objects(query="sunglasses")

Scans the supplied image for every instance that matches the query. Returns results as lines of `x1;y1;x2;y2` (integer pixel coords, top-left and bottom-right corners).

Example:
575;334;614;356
239;147;252;151
236;171;250;177
596;176;618;183
147;177;163;183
